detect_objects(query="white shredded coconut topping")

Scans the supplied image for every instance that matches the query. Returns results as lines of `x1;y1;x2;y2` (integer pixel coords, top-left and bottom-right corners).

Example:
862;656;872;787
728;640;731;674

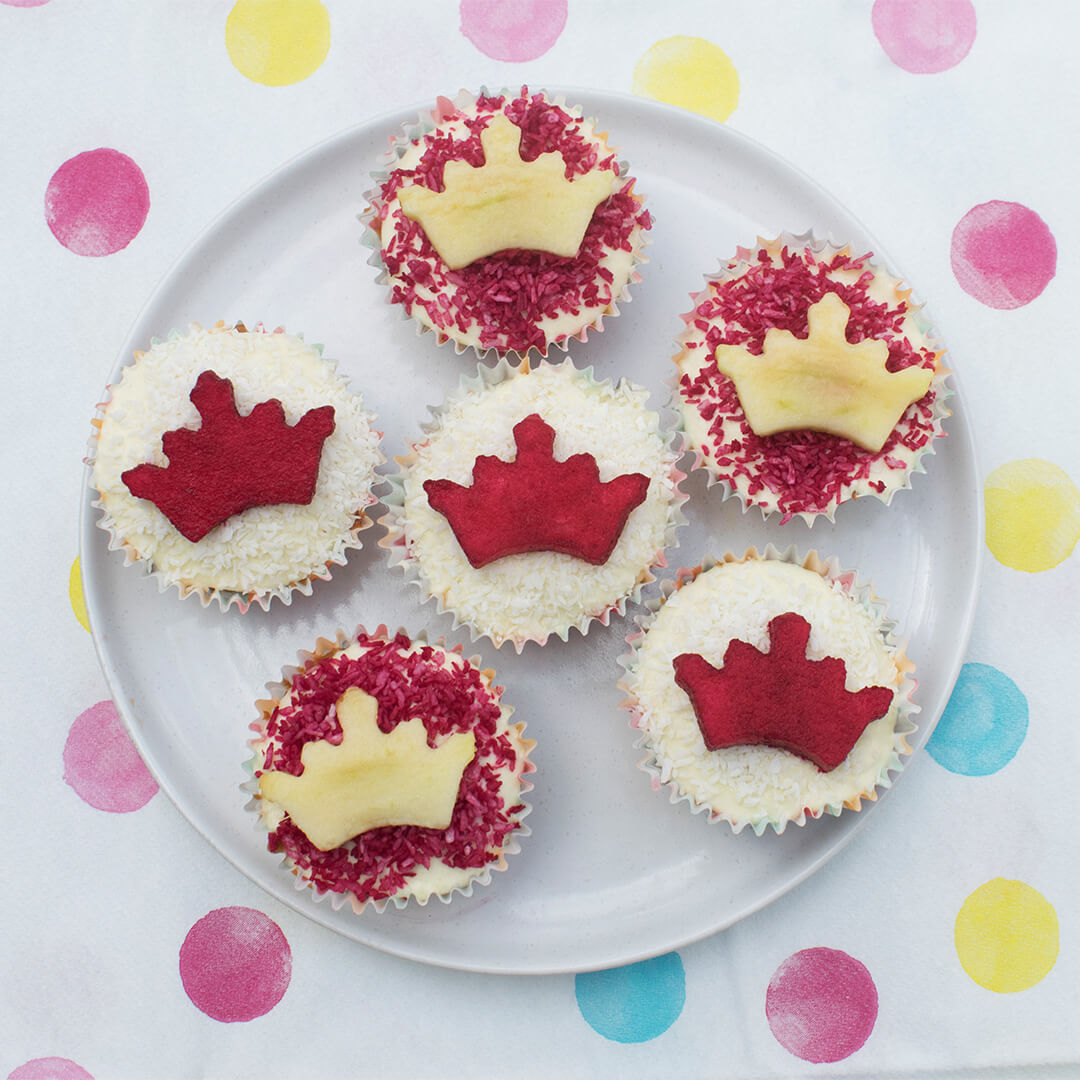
402;364;680;646
93;325;382;595
628;560;901;827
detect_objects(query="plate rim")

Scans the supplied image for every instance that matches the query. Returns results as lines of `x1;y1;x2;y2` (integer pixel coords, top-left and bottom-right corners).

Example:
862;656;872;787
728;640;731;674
79;86;984;974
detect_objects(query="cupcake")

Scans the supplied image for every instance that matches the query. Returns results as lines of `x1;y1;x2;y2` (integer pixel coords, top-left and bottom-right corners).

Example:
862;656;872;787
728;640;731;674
673;234;950;523
364;87;651;358
618;548;918;835
89;322;384;612
381;358;686;650
246;627;534;910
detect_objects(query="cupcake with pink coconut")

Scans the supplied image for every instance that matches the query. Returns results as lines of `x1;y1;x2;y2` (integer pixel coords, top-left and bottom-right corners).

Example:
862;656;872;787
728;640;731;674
246;627;534;911
673;233;950;523
364;87;651;358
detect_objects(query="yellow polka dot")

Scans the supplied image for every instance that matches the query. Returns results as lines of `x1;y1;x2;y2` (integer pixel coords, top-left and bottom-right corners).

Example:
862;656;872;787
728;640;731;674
955;878;1058;993
632;36;739;123
226;0;330;87
69;556;90;633
984;458;1080;572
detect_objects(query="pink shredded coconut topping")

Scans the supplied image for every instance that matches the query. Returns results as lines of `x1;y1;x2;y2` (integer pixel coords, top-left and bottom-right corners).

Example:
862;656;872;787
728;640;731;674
259;632;524;904
375;89;650;354
678;246;941;519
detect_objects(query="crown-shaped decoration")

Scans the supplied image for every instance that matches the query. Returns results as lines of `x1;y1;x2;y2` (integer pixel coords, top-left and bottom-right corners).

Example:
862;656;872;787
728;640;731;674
122;370;335;543
672;612;895;771
259;687;476;851
423;413;649;568
714;291;934;452
397;113;616;269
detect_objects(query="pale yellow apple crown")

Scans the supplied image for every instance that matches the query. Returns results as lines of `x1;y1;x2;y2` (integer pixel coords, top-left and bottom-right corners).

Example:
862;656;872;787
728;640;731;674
714;291;935;452
258;687;476;851
397;113;616;269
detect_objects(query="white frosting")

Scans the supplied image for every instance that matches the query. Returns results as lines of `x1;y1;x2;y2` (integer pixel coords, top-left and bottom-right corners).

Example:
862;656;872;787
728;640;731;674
379;96;645;352
676;244;945;515
627;559;902;829
401;364;680;646
93;325;382;595
256;638;528;904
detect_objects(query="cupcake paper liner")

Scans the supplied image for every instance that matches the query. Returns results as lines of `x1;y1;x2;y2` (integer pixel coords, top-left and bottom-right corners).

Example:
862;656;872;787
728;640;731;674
378;356;688;652
670;230;953;525
242;624;535;913
360;87;650;361
617;544;919;836
86;321;385;614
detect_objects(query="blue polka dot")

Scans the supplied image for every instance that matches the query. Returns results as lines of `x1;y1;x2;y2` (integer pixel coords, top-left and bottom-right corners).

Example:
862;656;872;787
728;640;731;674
575;953;685;1043
927;662;1028;776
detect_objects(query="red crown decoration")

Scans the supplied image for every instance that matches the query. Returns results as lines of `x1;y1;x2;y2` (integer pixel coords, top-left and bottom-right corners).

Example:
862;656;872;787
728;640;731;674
672;612;895;771
423;413;650;568
122;370;335;543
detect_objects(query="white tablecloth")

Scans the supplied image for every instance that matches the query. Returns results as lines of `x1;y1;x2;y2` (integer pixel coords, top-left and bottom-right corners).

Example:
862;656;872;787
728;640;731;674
3;3;1077;1076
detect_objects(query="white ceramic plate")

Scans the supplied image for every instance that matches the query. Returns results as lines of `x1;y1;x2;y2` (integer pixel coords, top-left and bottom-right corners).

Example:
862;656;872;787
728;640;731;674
80;89;981;975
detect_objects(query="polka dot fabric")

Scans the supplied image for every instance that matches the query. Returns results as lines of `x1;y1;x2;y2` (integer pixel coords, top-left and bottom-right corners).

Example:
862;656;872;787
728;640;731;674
459;0;567;62
63;701;158;812
633;36;740;122
952;201;1057;310
225;0;331;86
955;879;1059;993
7;1062;94;1080
766;948;878;1063
44;149;150;257
4;4;1078;1077
872;0;977;74
928;663;1028;775
178;908;292;1022
575;954;685;1042
984;458;1080;571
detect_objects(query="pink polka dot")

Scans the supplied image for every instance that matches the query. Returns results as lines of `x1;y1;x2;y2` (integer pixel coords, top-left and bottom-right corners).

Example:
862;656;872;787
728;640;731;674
7;1059;94;1080
872;0;976;73
63;701;158;813
952;201;1057;309
44;148;149;257
179;907;292;1023
459;0;566;61
765;947;878;1063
